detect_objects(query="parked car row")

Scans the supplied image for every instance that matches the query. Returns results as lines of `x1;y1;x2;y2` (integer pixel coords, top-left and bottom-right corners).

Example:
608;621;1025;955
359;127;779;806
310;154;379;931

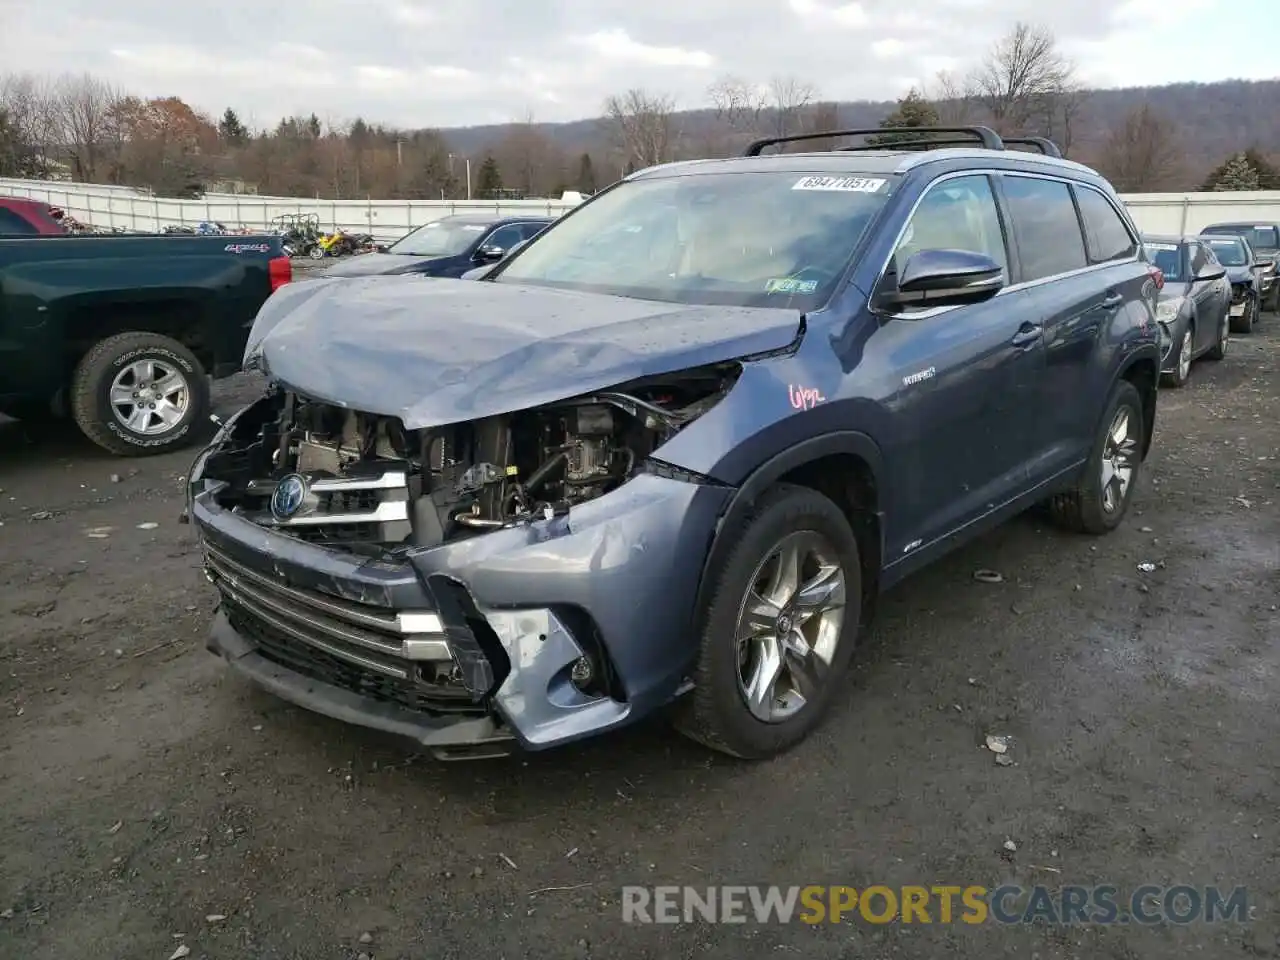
1142;223;1279;387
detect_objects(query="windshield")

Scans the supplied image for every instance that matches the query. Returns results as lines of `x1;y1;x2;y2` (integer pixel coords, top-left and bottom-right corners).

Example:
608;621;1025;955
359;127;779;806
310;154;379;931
388;218;489;257
1204;224;1279;251
1203;238;1247;266
494;171;894;308
1145;242;1183;281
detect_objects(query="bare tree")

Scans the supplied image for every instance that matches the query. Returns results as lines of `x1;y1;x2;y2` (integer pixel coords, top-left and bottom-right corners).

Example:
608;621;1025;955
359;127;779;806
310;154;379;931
707;75;767;132
603;89;676;169
967;23;1074;134
1;73;61;175
766;75;818;140
1098;104;1184;192
53;72;121;181
928;69;975;124
800;101;841;151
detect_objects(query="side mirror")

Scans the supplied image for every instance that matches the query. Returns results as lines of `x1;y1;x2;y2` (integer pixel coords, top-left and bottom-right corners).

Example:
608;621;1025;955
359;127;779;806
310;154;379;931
475;244;506;263
882;249;1004;309
1194;267;1226;282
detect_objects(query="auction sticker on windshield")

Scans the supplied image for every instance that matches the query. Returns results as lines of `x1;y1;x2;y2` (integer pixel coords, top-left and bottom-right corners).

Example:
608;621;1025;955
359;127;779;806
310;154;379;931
1145;243;1178;251
792;176;887;193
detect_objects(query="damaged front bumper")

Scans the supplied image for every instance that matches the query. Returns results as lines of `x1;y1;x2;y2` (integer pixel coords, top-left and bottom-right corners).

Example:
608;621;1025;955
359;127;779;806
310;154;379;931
189;424;732;759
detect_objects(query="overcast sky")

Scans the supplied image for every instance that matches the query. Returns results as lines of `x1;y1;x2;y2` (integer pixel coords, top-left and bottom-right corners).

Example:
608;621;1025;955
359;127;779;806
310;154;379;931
1;0;1275;130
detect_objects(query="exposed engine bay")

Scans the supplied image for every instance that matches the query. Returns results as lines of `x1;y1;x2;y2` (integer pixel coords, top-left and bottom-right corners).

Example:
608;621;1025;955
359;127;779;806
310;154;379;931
201;365;739;550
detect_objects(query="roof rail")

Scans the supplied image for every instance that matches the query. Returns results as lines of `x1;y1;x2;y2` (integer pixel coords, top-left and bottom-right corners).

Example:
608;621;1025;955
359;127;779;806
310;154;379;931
743;125;1005;156
1002;137;1063;158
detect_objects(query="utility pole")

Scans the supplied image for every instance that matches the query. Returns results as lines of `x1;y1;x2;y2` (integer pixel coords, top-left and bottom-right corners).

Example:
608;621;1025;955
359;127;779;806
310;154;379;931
396;139;404;167
449;153;473;200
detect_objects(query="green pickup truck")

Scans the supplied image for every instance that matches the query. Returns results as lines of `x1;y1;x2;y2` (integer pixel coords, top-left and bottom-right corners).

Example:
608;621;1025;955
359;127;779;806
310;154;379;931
0;231;291;456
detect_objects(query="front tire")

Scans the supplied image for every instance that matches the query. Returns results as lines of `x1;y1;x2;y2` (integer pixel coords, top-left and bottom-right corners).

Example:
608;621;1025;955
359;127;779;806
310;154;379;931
1160;325;1193;388
70;332;209;457
1048;379;1145;535
674;484;861;759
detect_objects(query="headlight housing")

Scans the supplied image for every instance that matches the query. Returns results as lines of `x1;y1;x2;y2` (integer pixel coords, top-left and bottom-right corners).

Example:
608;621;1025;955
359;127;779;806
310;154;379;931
1155;297;1185;324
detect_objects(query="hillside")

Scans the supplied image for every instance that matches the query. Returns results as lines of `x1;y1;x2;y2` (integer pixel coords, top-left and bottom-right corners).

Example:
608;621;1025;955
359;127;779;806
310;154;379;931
440;78;1280;188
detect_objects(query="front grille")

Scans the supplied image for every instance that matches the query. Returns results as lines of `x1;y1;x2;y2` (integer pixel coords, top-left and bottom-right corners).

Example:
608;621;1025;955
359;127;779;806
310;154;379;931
224;607;486;716
1231;283;1249;304
241;464;413;544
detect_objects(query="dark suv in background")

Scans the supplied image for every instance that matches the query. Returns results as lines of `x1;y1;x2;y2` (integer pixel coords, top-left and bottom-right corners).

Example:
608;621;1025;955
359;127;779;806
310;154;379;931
1199;222;1280;312
321;213;553;278
187;126;1161;762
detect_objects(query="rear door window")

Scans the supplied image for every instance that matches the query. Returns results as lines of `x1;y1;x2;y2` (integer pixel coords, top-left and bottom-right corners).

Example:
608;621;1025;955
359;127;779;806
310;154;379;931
1075;187;1137;263
1002;176;1088;281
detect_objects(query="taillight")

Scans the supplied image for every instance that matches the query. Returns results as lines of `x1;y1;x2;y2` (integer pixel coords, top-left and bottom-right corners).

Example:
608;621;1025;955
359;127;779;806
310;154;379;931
1148;266;1164;291
269;255;292;293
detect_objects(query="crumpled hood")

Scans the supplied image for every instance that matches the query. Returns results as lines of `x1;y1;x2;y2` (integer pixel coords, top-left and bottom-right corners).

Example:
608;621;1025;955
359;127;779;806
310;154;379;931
321;252;436;277
244;276;803;428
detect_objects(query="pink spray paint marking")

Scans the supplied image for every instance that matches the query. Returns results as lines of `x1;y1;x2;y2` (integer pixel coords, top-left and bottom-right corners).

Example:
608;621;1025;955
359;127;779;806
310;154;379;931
788;384;826;410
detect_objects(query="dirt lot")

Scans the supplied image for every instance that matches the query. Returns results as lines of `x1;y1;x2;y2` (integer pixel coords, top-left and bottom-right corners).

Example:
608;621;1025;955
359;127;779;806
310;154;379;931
1;320;1277;960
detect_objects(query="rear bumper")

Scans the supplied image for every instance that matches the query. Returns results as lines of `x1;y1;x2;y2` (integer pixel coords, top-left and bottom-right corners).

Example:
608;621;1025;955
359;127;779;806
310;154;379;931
190;431;732;755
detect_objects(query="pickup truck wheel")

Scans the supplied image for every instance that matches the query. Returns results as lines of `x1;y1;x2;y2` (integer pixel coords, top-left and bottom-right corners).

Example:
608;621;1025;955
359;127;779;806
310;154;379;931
1048;379;1144;535
674;484;861;759
70;332;209;457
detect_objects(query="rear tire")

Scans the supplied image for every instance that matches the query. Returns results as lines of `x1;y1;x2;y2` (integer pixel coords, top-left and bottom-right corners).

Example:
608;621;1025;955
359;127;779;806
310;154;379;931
674;484;862;759
70;331;209;457
1048;379;1144;535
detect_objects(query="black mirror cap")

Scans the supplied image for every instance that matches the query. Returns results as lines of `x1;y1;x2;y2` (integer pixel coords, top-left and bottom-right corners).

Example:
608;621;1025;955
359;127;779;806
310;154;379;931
885;249;1005;309
475;245;506;263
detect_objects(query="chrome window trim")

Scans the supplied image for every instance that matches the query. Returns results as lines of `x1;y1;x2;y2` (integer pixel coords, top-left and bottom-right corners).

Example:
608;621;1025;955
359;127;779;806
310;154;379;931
870;167;1142;320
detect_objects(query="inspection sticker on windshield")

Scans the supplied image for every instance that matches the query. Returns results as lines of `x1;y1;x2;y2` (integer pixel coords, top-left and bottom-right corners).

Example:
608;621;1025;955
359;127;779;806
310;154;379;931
792;175;886;193
766;277;818;294
1145;243;1178;251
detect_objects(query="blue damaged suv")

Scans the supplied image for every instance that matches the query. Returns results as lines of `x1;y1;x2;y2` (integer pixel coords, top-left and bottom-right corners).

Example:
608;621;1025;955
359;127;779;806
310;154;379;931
187;126;1161;761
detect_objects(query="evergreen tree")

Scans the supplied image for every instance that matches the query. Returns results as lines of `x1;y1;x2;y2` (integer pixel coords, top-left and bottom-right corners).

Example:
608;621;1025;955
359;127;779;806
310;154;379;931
1212;153;1261;191
218;108;249;146
476;155;503;198
576;152;597;194
306;114;322;139
868;89;941;146
1243;148;1280;190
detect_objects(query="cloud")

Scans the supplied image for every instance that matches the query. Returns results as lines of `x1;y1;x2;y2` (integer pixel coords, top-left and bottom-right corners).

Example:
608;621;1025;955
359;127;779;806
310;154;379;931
1;0;1275;130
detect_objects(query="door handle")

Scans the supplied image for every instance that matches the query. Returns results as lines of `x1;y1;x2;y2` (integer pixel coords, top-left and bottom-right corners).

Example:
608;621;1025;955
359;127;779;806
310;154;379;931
1100;292;1124;309
1011;322;1042;347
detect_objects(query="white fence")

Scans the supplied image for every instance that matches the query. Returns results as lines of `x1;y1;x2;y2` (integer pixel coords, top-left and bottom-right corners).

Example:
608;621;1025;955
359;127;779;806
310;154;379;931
3;176;1280;241
0;178;578;240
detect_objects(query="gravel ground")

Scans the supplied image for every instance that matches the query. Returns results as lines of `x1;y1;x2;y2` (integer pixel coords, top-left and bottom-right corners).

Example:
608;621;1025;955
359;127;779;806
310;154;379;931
0;319;1277;960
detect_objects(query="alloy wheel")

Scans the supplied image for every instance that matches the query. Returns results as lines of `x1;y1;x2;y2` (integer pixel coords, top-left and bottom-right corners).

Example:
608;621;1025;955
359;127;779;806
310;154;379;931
109;358;191;436
735;531;847;723
1100;407;1138;515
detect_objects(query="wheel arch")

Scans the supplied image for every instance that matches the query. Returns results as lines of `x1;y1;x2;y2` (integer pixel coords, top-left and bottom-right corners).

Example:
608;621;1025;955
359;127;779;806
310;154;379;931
1117;352;1158;461
692;431;887;630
